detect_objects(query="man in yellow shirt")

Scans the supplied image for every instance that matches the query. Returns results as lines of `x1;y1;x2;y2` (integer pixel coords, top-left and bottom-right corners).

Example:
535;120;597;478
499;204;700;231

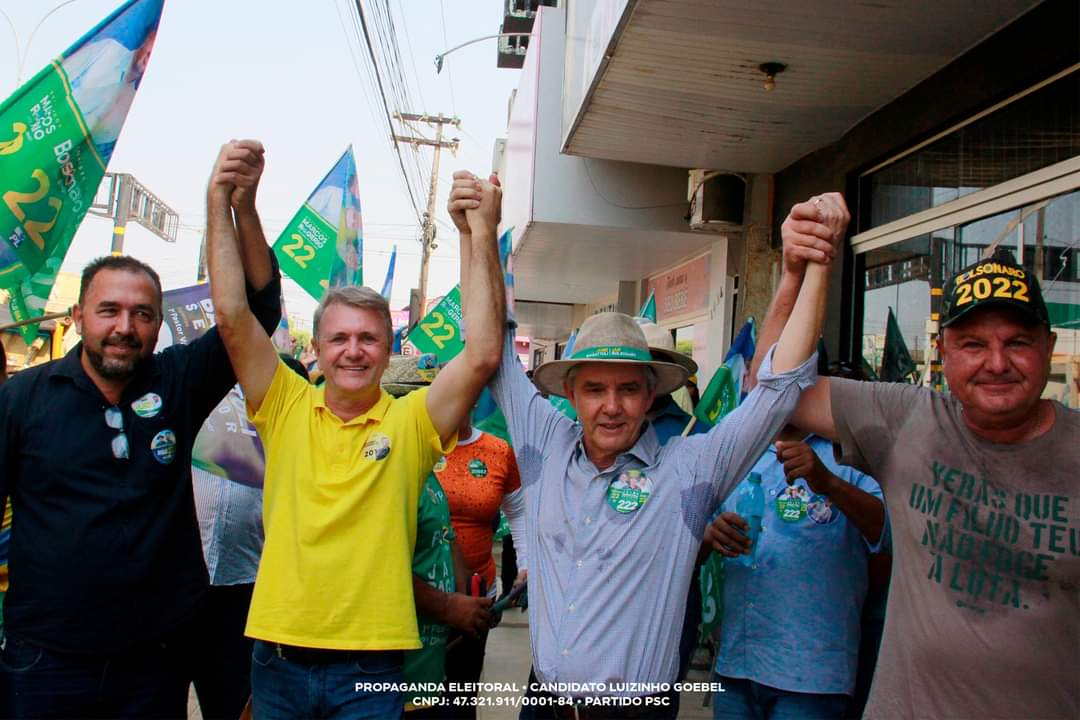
205;144;505;718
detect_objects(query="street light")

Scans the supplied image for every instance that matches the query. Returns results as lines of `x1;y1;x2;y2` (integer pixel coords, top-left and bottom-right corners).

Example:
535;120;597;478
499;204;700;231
434;32;533;73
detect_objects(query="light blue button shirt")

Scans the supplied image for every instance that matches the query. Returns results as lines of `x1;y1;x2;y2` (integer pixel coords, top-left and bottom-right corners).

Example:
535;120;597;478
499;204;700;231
490;332;817;697
192;467;264;586
714;435;885;695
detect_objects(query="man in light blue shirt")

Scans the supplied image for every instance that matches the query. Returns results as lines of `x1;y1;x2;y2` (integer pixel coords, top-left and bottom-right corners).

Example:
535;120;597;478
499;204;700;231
706;429;886;719
450;172;852;717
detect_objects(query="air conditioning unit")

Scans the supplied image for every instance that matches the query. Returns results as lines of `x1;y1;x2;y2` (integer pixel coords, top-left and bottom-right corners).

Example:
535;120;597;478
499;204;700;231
688;169;745;233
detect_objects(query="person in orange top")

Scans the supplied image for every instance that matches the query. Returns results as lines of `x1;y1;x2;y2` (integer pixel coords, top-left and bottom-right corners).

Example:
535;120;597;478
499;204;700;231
434;412;526;718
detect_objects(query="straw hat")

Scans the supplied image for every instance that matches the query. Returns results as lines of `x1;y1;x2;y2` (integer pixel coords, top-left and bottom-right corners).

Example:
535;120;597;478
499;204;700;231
533;313;689;398
637;320;698;377
381;353;440;397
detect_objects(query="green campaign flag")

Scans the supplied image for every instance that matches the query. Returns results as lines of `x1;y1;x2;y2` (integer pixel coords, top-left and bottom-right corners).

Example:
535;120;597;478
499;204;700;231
861;356;879;381
881;306;916;383
272;205;337;301
698;551;725;641
273;147;363;300
0;0;164;342
493;510;512;541
638;290;656;323
408;285;464;363
694;364;736;425
549;395;577;420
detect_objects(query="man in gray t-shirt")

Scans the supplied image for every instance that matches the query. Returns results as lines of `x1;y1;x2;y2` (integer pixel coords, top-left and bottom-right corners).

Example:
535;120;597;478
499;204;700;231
762;230;1079;718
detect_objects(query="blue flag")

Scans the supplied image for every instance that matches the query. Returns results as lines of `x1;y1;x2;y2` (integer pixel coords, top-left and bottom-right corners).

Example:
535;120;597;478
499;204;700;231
498;227;515;321
380;244;396;299
638;290;657;323
723;318;756;401
327;146;363;289
547;329;578;420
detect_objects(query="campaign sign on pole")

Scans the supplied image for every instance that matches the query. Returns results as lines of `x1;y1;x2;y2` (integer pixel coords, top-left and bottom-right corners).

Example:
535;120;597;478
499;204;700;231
0;0;164;341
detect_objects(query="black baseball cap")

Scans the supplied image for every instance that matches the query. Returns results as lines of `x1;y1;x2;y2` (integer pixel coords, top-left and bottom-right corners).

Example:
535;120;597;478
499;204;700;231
941;247;1050;328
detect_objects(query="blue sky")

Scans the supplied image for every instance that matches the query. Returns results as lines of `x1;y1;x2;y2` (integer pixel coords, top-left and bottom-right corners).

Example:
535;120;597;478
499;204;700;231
0;0;522;329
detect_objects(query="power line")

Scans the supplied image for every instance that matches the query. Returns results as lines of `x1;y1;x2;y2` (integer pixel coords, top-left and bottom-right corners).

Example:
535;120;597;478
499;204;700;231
348;0;424;225
396;0;428;112
331;0;387;137
438;0;457;116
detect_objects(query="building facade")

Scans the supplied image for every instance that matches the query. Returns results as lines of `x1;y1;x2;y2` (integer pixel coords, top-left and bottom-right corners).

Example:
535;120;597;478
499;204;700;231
498;0;1077;403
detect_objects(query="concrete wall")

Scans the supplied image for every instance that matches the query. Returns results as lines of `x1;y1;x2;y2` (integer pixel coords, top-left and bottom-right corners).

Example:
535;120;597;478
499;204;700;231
562;0;631;149
735;174;780;333
526;7;691;233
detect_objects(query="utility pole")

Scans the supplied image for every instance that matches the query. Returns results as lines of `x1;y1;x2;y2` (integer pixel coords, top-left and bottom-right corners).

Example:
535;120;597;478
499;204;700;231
392;112;459;324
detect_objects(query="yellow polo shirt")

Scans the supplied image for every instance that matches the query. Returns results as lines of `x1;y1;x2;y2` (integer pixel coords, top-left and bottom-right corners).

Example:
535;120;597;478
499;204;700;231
245;361;453;649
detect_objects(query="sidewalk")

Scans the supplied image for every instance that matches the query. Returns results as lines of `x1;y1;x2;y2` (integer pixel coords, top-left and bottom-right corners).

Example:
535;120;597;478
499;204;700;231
477;605;715;720
185;559;716;719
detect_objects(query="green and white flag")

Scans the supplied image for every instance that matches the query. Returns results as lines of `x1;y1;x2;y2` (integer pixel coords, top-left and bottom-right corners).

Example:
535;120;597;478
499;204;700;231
408;285;464;362
273;146;363;300
694;365;736;425
0;0;164;341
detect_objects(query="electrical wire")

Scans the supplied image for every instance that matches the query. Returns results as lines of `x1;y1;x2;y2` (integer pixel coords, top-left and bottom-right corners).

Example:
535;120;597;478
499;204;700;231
438;0;457;116
582;158;687;211
347;0;424;225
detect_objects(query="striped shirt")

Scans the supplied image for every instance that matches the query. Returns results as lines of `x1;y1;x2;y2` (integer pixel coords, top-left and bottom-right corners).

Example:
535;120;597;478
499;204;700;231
192;467;264;586
490;333;817;697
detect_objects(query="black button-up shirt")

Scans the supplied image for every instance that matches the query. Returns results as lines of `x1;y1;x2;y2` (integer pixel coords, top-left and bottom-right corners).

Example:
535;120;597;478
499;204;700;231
0;263;281;655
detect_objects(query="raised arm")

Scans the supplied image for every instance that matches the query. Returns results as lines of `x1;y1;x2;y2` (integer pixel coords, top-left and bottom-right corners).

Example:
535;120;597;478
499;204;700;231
771;195;849;373
206;142;279;412
426;175;505;444
752;195;850;439
225;140;273;294
449;170;474;304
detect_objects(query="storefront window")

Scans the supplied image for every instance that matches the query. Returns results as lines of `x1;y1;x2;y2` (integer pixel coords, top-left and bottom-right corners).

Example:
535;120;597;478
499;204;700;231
859;70;1079;232
860;189;1079;405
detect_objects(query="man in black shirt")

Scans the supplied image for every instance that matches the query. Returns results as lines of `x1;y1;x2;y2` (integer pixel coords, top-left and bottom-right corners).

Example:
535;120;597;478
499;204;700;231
0;140;281;718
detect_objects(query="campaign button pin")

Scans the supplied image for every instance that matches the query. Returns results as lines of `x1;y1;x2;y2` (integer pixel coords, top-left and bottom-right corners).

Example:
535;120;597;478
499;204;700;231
606;469;653;514
362;433;392;461
132;392;163;418
150;429;177;465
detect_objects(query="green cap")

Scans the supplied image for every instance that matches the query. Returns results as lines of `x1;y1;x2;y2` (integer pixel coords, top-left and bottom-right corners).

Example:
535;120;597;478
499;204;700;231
941;247;1050;329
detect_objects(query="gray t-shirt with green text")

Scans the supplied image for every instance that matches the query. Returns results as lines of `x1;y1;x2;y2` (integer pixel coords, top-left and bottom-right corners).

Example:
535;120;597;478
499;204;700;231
831;379;1079;720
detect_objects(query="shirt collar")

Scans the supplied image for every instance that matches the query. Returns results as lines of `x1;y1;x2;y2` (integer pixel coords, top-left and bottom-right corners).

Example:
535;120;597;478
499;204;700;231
314;386;393;425
51;344;86;379
572;419;661;469
49;342;160;387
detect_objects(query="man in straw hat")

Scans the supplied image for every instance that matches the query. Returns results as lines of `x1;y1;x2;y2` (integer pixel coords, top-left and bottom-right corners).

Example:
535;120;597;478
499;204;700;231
449;174;849;716
767;235;1079;720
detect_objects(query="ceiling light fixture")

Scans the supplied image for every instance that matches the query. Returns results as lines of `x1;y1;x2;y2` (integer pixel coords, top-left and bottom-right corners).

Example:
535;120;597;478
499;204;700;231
759;62;787;92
